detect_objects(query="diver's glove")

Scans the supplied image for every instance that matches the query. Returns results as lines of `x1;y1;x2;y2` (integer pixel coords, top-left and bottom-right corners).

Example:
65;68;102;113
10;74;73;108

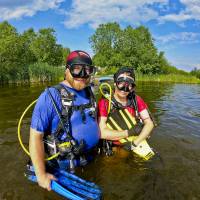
127;122;143;136
123;141;137;151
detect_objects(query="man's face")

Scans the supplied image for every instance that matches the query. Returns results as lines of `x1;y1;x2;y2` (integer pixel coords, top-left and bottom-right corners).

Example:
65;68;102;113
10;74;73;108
65;68;90;90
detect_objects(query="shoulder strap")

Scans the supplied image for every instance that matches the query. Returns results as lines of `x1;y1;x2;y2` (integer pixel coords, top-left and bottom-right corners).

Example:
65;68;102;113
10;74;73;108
85;86;96;106
84;86;97;120
111;95;125;110
54;84;96;124
52;84;75;139
46;86;73;141
132;94;139;117
131;94;143;122
53;84;74;108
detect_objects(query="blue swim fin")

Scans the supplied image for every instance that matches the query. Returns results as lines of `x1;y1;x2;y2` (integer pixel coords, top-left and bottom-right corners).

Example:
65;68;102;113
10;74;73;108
55;171;101;199
26;165;102;200
26;174;85;200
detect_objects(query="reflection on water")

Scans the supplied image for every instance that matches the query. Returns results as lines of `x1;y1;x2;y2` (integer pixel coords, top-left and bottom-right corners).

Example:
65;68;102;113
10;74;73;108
0;82;200;200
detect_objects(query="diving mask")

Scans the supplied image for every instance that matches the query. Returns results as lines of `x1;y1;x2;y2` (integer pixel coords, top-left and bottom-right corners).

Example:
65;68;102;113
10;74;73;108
116;76;135;92
68;64;96;79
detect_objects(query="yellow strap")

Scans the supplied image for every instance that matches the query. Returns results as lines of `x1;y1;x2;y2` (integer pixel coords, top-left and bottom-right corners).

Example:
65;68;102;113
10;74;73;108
106;123;113;130
59;142;71;148
124;108;137;125
109;117;122;131
119;110;132;129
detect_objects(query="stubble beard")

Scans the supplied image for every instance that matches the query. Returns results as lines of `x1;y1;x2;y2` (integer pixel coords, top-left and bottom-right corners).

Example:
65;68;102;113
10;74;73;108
65;71;90;90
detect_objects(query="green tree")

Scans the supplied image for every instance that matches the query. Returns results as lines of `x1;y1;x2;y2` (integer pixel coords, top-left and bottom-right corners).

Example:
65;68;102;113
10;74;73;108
191;67;200;79
89;22;122;67
90;22;174;75
30;28;63;66
0;21;27;82
62;47;70;65
21;28;37;64
0;22;70;83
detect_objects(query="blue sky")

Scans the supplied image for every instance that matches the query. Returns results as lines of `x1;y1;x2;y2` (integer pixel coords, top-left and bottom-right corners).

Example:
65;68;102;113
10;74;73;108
0;0;200;72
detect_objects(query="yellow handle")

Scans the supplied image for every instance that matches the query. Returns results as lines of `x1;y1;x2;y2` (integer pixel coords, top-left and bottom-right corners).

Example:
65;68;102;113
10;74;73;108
99;82;112;114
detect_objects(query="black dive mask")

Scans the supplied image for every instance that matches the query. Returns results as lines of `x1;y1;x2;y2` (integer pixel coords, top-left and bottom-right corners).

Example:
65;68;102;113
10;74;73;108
68;64;96;79
116;77;135;92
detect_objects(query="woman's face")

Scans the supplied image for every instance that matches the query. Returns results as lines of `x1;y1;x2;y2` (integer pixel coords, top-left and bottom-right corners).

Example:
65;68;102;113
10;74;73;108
114;73;135;98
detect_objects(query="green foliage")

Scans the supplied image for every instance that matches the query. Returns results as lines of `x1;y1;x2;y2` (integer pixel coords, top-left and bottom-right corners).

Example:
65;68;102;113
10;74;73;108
0;21;29;83
62;47;70;65
90;22;178;75
190;67;200;79
90;22;122;67
0;21;70;83
28;62;64;82
160;64;189;75
136;73;200;83
29;28;63;66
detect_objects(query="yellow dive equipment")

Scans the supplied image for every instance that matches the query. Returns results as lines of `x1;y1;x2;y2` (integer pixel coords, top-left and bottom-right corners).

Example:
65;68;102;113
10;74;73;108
17;99;67;161
99;82;155;160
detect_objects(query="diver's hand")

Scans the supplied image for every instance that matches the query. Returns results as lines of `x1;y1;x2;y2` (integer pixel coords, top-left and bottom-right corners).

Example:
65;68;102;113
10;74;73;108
37;173;57;191
123;141;137;151
127;123;143;136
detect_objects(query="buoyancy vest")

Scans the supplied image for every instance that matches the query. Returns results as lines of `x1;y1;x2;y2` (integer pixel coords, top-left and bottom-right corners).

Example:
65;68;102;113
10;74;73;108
99;94;143;155
45;84;99;160
106;94;142;128
54;83;99;150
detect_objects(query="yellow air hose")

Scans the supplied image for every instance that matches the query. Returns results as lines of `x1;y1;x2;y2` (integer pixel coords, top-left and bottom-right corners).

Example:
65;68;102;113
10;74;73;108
17;99;60;161
99;82;112;114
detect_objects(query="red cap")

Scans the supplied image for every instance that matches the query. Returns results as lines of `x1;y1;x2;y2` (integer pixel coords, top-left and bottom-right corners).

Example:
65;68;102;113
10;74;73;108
66;50;92;66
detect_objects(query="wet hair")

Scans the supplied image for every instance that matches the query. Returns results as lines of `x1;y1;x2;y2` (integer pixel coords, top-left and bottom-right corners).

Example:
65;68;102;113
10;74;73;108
113;67;135;82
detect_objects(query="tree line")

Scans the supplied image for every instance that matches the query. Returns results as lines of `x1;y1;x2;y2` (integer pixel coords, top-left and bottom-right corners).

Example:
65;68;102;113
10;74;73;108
0;21;199;83
89;22;189;76
190;68;200;79
0;21;70;83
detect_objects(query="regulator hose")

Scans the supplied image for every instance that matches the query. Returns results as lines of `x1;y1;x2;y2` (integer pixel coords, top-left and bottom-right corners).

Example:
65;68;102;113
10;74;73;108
99;82;112;114
17;99;60;161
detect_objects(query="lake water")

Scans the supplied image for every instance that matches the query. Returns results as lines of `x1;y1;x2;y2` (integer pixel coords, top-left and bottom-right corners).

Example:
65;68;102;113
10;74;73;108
0;82;200;200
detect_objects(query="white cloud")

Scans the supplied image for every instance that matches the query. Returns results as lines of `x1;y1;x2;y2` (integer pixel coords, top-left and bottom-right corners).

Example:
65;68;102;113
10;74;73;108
159;0;200;24
63;0;168;29
155;32;200;44
0;0;64;20
1;0;200;27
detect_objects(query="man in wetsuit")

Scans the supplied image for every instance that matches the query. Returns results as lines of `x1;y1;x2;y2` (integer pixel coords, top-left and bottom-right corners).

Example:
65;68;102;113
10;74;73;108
30;50;100;191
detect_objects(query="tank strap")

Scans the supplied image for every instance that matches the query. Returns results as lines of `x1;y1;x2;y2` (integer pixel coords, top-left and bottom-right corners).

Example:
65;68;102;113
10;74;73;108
52;84;74;139
53;83;96;128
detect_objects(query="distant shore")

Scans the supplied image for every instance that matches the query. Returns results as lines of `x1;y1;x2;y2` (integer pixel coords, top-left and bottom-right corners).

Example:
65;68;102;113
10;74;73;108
94;73;200;84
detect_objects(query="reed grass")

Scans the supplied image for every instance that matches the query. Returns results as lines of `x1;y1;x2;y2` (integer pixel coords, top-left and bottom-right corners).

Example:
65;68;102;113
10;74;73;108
135;73;200;84
28;63;64;82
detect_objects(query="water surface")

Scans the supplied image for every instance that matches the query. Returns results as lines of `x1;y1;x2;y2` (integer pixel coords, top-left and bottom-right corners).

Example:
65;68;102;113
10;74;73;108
0;82;200;200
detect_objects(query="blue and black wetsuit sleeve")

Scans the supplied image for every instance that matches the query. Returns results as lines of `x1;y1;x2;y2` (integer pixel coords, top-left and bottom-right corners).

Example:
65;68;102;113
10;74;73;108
30;88;61;134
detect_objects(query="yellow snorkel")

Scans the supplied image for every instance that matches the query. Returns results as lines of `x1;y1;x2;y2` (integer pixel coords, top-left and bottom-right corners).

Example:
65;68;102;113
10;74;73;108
99;82;155;160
